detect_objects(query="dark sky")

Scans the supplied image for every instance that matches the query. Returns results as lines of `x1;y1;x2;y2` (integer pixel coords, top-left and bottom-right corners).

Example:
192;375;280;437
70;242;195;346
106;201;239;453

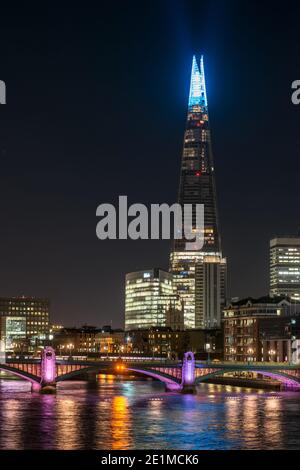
0;1;299;327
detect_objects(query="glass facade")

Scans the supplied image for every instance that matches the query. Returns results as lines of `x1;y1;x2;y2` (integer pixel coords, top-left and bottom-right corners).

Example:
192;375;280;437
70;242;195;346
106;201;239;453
270;237;300;301
0;317;26;351
125;269;181;330
170;251;203;328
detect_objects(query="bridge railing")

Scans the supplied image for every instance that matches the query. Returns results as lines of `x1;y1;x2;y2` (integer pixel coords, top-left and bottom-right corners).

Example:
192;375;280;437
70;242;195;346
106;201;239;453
55;355;178;364
195;360;300;368
4;355;300;369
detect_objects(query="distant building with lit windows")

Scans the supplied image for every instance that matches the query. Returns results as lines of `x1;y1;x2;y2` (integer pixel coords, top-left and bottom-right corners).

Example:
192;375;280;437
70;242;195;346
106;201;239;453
128;327;223;359
0;296;50;352
53;325;98;354
223;296;300;363
95;330;127;354
270;236;300;301
125;269;182;330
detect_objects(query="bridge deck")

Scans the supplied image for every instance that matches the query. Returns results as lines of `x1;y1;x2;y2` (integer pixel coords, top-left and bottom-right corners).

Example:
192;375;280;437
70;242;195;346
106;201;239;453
4;358;300;370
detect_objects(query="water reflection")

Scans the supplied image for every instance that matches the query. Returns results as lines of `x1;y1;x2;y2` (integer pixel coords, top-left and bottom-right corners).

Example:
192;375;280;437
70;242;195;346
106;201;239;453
0;379;299;450
263;396;282;448
56;398;80;449
0;397;24;449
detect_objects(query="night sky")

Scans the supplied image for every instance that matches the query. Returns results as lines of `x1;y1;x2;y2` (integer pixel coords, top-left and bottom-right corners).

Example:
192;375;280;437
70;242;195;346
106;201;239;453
0;1;299;327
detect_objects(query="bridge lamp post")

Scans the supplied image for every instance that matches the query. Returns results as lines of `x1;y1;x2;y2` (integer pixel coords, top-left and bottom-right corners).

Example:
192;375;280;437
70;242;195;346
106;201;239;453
124;335;131;354
205;343;211;363
268;349;276;363
67;343;74;357
152;346;158;359
103;345;109;358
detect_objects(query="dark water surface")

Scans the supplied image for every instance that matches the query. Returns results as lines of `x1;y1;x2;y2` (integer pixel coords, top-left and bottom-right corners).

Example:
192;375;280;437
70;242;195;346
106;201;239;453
0;378;299;450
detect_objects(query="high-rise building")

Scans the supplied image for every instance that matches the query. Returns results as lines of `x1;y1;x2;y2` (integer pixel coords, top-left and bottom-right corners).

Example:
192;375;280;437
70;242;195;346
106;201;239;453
195;255;227;328
125;268;182;330
270;237;300;301
0;296;50;352
170;55;226;328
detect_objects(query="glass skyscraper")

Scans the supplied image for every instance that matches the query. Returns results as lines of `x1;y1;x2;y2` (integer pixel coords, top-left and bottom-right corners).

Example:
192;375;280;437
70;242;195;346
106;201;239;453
125;268;181;330
270;237;300;301
170;55;226;329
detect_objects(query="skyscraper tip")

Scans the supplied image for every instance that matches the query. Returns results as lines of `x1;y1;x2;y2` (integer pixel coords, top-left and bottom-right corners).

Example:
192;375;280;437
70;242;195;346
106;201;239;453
188;54;207;108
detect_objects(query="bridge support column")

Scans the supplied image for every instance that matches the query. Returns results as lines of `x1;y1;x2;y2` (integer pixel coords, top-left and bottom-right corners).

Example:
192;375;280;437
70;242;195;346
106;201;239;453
181;352;196;394
40;346;57;393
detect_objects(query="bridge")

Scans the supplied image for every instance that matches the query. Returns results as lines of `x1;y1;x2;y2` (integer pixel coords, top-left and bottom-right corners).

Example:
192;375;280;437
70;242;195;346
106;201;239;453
1;347;300;393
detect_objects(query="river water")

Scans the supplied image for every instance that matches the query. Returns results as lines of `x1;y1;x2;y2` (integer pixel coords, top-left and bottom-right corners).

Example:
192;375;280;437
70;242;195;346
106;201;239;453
0;378;299;450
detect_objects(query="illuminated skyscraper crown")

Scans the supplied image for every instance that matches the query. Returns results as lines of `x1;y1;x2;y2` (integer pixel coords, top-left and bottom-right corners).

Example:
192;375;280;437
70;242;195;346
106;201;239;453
188;55;207;107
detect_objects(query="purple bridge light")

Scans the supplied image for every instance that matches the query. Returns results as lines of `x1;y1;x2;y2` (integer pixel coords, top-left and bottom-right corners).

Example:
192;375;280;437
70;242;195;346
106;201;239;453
41;346;56;384
181;351;196;387
181;351;195;391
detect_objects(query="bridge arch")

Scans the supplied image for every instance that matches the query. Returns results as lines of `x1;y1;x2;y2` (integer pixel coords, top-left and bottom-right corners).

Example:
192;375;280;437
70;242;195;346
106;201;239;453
127;367;181;391
56;365;182;390
195;367;300;388
0;364;40;385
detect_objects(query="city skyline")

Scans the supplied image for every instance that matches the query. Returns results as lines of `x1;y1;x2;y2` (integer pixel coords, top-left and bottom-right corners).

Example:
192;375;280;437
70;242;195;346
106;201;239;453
0;2;299;327
0;1;300;456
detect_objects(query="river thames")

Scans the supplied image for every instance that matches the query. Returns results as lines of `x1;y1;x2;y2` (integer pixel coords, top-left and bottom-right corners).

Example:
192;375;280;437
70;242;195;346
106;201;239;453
0;378;300;450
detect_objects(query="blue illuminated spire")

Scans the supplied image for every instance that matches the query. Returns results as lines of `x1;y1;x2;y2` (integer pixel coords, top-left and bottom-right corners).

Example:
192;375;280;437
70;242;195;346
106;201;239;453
188;55;207;107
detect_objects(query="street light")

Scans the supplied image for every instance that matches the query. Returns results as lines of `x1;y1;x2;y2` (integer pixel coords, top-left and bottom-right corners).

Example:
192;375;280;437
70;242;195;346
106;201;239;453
268;349;276;362
247;348;254;363
205;343;211;363
66;343;74;357
126;336;132;354
103;345;109;358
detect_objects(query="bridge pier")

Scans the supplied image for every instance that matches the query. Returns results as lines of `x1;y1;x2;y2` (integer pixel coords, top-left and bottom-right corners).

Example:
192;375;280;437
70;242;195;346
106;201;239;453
180;352;197;394
39;346;57;393
40;382;57;394
31;381;57;393
181;383;197;394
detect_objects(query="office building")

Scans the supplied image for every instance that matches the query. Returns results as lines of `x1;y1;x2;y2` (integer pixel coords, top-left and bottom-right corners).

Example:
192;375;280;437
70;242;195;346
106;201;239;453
195;255;227;328
125;268;181;330
0;296;50;352
270;236;300;301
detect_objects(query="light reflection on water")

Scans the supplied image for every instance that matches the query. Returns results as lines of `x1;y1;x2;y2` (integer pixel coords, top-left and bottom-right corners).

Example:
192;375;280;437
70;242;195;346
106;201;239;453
0;379;299;450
